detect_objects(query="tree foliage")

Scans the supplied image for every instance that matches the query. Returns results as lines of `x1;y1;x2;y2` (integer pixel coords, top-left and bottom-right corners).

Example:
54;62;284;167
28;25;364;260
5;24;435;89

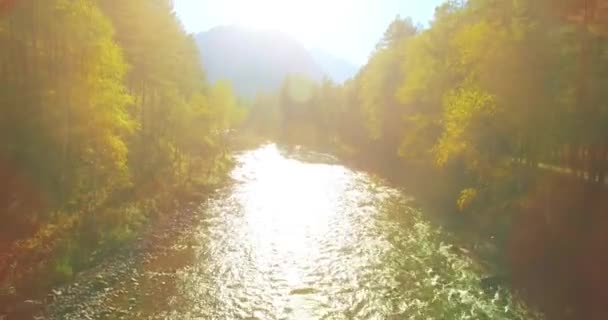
0;0;241;289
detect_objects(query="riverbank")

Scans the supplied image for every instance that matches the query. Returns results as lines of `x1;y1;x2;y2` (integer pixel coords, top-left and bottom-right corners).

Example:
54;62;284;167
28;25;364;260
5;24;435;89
1;185;224;320
0;168;232;320
44;195;213;320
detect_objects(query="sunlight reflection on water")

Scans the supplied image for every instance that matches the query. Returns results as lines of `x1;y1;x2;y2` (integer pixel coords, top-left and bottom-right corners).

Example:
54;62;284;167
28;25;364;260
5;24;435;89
227;144;351;318
162;144;535;319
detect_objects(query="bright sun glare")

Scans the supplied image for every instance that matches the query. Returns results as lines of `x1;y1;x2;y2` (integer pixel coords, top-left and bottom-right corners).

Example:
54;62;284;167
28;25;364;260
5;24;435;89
235;0;351;43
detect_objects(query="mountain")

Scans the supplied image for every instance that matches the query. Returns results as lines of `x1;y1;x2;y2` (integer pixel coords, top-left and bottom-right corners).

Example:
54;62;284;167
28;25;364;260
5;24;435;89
195;26;360;99
195;26;323;98
309;49;359;83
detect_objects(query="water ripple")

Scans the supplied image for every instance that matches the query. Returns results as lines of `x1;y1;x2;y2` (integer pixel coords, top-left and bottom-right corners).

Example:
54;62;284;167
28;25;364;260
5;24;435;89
165;144;535;319
54;144;538;320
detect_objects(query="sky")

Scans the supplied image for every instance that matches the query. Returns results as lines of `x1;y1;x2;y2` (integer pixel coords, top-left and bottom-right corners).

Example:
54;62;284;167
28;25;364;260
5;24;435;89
173;0;445;66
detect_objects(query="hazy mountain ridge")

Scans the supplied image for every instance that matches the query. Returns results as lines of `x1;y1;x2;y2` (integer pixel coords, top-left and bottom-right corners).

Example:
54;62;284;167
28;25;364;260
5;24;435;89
310;48;358;83
195;26;358;98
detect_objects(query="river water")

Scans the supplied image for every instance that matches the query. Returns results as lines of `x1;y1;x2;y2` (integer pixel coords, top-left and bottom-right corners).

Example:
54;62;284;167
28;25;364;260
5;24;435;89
50;144;537;319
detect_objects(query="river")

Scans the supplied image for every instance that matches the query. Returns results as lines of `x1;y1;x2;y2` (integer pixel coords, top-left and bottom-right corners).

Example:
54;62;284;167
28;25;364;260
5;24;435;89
49;144;537;319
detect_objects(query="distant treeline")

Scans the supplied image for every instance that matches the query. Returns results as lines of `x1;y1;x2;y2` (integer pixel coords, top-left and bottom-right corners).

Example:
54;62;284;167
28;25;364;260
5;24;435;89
0;0;242;293
245;1;608;318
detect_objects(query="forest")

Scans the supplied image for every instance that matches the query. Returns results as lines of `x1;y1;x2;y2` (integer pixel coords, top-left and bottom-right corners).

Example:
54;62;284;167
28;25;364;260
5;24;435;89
244;0;608;317
2;0;608;319
0;0;242;297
